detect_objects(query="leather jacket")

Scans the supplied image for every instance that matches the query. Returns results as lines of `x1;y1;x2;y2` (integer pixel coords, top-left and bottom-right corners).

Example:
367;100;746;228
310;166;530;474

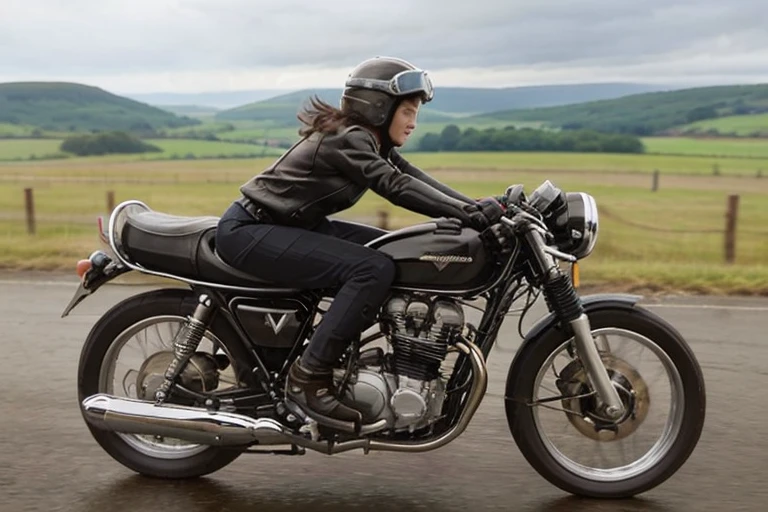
238;125;478;229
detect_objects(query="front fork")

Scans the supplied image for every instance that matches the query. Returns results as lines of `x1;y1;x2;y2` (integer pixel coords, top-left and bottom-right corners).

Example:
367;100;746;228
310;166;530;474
525;228;625;420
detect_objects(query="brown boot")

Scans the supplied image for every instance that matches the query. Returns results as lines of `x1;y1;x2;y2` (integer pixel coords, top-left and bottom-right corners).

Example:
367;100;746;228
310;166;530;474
285;358;362;434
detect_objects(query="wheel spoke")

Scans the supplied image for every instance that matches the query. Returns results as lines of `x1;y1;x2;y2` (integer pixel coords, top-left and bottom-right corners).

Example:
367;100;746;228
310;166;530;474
530;327;686;482
99;315;239;460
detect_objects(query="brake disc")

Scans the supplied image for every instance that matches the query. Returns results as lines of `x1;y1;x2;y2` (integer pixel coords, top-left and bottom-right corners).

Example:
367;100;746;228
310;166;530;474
557;354;650;441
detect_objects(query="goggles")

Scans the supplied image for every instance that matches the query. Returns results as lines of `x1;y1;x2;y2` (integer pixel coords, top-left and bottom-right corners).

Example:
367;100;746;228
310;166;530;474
346;69;434;103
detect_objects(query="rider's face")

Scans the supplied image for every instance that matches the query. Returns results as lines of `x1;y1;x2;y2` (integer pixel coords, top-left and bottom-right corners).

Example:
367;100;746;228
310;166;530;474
388;97;421;147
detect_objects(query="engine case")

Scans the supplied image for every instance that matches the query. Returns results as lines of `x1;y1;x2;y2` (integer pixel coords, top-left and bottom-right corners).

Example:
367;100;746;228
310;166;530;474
336;369;446;433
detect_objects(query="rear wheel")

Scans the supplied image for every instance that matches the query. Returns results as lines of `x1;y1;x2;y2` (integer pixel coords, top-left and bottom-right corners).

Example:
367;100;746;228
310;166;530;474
505;306;706;498
78;288;251;479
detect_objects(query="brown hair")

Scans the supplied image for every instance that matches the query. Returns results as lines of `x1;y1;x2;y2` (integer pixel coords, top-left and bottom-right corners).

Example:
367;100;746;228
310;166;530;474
297;95;370;136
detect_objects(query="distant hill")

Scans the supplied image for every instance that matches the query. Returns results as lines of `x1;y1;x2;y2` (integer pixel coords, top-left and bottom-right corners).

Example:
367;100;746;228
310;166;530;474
0;82;201;133
126;89;291;109
215;83;672;125
675;112;768;137
472;84;768;135
157;105;222;118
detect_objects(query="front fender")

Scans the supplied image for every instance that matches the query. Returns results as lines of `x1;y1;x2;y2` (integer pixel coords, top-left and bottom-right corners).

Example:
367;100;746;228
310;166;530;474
525;293;642;343
507;292;641;371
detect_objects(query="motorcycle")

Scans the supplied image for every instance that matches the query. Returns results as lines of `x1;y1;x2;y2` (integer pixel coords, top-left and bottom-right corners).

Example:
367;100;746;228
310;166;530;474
63;180;705;498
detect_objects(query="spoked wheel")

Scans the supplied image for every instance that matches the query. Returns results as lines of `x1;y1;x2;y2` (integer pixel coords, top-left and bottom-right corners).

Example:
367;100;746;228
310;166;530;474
505;306;706;498
78;289;251;479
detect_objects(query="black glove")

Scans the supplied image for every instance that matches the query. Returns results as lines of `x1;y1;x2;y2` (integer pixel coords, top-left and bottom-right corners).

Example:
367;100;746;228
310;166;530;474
462;197;505;231
462;204;491;231
480;223;515;254
477;197;505;223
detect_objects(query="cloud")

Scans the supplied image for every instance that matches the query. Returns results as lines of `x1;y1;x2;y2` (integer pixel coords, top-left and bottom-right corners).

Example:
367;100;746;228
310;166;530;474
0;0;765;92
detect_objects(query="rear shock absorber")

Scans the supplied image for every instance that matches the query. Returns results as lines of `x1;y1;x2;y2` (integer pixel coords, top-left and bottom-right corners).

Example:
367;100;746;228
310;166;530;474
154;293;215;403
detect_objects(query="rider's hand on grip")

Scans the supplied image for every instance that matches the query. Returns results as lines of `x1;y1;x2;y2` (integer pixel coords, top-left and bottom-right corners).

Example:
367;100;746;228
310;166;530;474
477;197;505;222
462;197;504;231
480;223;515;254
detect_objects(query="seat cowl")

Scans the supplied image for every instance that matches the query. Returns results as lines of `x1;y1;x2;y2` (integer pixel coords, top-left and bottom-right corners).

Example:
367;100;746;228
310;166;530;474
117;205;298;290
127;211;219;237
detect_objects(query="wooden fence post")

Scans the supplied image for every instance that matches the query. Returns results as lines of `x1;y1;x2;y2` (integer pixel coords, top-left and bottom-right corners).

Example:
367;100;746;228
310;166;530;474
106;190;115;213
24;188;36;235
651;169;660;192
377;210;389;230
724;194;739;264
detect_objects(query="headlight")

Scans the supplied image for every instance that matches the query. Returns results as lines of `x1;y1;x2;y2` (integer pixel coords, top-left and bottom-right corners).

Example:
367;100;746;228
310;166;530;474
552;192;599;259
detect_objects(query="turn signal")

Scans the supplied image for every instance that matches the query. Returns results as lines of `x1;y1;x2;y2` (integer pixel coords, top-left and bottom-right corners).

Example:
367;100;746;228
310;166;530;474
571;262;580;289
76;259;92;279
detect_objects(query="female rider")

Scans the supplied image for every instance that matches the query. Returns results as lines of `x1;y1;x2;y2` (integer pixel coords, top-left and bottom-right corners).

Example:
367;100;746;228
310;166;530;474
215;56;504;433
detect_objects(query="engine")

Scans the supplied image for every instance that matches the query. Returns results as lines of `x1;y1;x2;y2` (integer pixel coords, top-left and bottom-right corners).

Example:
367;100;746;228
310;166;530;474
337;293;465;433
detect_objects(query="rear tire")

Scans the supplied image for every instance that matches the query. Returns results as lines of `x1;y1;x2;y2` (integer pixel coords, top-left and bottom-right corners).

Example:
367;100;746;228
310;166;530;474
77;288;250;479
505;306;706;498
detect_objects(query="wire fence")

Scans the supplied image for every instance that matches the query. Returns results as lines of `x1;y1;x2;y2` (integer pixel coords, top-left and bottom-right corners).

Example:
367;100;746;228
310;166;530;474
2;180;768;266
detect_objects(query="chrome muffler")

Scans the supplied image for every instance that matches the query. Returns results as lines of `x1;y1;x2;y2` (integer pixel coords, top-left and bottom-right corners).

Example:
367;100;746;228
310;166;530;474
82;339;488;453
82;394;292;447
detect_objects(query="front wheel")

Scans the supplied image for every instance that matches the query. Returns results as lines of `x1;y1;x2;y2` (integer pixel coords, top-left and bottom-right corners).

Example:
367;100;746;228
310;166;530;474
505;306;706;498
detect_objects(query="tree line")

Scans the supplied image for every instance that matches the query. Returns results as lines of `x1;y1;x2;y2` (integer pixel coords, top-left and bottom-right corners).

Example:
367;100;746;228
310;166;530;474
417;125;645;153
60;132;161;156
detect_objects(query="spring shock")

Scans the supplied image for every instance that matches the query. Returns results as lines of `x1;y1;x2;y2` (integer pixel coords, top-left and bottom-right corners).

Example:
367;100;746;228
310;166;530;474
154;293;215;403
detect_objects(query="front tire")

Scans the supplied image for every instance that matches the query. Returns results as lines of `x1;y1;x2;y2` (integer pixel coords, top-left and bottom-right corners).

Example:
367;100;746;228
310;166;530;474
77;288;250;479
505;306;706;498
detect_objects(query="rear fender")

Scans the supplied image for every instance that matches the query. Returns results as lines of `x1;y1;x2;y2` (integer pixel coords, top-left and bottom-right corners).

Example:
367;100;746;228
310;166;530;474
61;251;131;317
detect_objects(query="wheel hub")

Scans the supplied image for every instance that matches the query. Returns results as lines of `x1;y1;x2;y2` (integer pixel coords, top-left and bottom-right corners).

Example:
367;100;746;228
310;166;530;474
557;354;650;441
135;351;220;400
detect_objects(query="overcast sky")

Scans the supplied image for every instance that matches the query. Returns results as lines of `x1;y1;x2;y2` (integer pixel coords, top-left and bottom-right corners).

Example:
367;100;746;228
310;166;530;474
1;0;766;94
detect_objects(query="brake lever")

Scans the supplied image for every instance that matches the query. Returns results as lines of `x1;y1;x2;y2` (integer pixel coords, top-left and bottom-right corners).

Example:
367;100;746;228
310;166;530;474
501;209;549;233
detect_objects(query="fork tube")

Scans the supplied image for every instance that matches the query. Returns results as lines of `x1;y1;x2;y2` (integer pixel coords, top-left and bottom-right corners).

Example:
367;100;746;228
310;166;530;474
525;229;625;419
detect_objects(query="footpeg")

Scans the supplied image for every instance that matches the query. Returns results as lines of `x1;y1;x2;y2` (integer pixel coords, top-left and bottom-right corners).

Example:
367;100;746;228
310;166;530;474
286;399;388;437
285;397;361;434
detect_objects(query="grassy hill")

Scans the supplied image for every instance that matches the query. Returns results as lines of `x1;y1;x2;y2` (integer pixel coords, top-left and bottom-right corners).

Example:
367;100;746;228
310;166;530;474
215;83;669;124
675;113;768;137
157;105;221;119
472;84;768;135
0;82;201;133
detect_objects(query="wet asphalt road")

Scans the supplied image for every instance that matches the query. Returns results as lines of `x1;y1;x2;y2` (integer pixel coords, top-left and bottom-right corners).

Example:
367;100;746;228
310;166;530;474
1;273;767;512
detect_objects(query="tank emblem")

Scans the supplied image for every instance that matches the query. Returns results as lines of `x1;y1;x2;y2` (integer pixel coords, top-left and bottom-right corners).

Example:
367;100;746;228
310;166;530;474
419;254;473;271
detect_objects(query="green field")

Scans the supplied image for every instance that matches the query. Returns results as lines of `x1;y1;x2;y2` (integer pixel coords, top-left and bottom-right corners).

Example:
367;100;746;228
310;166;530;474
0;139;65;160
0;138;284;161
642;137;768;159
146;139;284;158
1;151;767;294
3;138;768;177
0;123;41;137
161;118;543;148
406;150;768;176
679;113;768;137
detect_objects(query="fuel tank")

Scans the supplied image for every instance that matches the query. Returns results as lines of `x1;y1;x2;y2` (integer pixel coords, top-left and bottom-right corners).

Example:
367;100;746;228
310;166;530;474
367;219;500;292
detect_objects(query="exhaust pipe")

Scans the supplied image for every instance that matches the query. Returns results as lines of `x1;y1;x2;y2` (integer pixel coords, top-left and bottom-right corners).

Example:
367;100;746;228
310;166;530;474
82;339;488;453
82;394;292;447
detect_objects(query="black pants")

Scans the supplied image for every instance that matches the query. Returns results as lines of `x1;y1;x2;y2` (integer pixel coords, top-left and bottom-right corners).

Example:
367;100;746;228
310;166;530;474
216;202;396;369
